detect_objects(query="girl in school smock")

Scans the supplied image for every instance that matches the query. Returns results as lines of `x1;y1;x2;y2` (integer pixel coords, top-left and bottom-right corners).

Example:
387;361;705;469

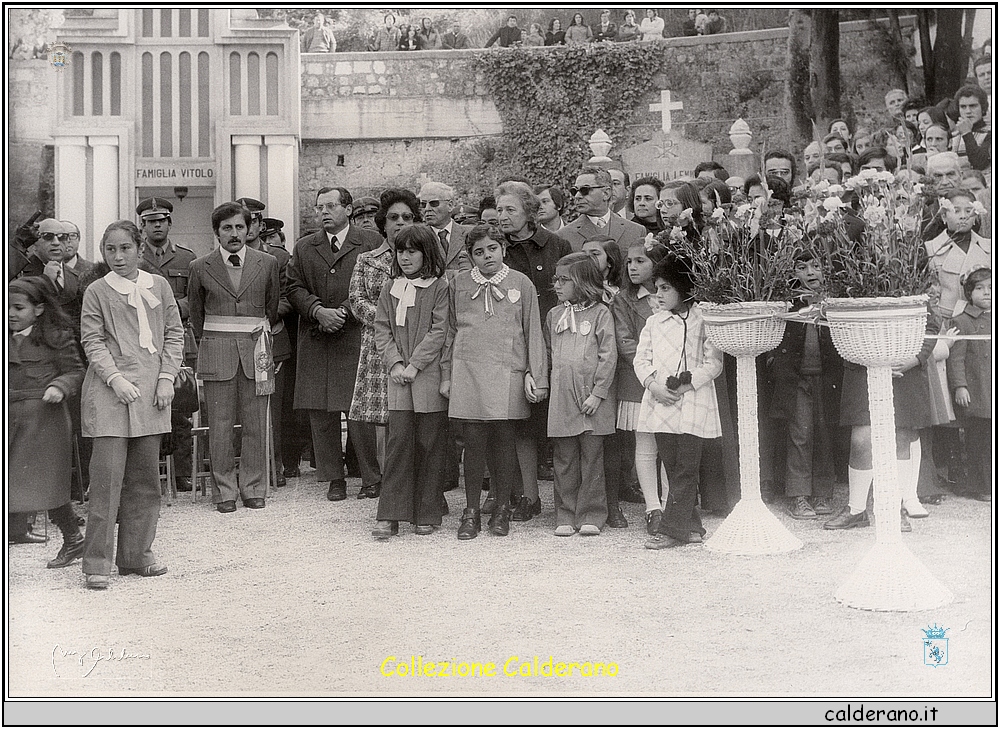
444;226;547;539
546;253;617;535
371;225;451;538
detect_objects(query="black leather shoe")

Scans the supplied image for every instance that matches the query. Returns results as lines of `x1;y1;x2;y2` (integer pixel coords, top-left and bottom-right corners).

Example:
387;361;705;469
372;520;399;539
216;500;237;514
823;506;869;530
414;524;435;536
357;483;381;499
275;473;286;488
118;563;168;577
175;476;193;493
283;464;300;478
606;506;628;528
9;531;48;544
510;496;540;522
457;508;481;540
645;509;663;536
687;531;704;544
481;495;496;514
327;481;347;501
47;535;85;568
244;498;266;509
489;505;512;536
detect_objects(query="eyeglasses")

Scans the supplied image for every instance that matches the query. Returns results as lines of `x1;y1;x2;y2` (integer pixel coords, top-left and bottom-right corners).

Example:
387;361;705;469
66;233;80;241
387;213;415;222
655;200;680;209
552;275;573;284
314;202;344;213
40;232;70;243
569;185;606;197
420;199;446;208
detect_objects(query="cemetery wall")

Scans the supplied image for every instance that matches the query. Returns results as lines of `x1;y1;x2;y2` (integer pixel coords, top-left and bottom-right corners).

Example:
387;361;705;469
297;16;918;223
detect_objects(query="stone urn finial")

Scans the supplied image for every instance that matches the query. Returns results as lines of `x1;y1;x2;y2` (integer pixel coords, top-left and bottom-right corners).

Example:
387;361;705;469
588;129;613;165
729;118;753;156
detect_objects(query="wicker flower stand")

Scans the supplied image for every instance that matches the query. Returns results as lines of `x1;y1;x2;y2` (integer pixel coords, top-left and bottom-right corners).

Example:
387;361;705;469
825;296;953;611
701;302;803;555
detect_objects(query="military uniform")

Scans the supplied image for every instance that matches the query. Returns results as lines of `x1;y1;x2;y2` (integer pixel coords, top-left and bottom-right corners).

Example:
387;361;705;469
137;197;197;486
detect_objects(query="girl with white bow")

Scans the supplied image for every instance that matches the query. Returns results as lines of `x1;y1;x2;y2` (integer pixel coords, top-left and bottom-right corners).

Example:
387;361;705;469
79;220;184;589
545;253;618;536
443;225;547;539
371;225;451;539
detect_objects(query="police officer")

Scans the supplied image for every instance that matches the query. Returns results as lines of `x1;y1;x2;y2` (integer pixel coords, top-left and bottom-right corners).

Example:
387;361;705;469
235;197;267;249
349;196;379;232
137;197;197;491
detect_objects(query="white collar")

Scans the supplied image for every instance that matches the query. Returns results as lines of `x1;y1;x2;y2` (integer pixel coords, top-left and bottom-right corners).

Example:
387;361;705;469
327;225;350;248
636;287;652;300
587;210;612;227
433;220;454;238
15;325;32;338
104;269;155;293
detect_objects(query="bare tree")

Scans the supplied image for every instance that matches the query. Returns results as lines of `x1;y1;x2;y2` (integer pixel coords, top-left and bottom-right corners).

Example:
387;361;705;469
786;9;814;151
810;9;840;137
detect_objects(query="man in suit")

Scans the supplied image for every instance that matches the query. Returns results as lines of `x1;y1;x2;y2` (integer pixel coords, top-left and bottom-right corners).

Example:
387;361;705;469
301;12;336;53
417;181;472;274
188;202;280;513
286;186;382;502
60;220;94;276
442;22;471;49
558;166;646;254
608;168;630;217
138;196;198;491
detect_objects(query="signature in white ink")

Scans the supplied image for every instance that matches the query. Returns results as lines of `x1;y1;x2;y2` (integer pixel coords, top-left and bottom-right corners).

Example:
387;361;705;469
52;645;151;679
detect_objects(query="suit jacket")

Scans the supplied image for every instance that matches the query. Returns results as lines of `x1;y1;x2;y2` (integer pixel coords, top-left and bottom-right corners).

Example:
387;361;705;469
20;255;82;340
286;224;383;410
557;213;647;256
68;255;96;277
438;224;473;273
188;246;280;382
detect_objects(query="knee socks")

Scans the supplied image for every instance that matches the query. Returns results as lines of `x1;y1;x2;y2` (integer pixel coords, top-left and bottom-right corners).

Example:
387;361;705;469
899;438;921;507
635;431;663;513
847;466;872;514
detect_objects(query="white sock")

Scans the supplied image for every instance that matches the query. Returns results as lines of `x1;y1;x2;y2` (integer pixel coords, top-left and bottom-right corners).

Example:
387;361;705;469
900;438;922;508
635;431;663;512
847;466;872;514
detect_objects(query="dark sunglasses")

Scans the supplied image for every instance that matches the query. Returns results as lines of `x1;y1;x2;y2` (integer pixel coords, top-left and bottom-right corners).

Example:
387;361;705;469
570;185;606;197
40;232;70;242
420;199;445;208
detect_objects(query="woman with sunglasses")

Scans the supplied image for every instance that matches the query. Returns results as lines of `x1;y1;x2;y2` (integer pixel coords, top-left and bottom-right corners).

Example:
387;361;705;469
347;189;424;502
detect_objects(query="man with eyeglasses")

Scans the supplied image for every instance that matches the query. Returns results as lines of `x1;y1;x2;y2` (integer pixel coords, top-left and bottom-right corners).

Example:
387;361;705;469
287;186;383;502
59;220;94;276
20;219;82;327
417;181;472;274
558;166;646;254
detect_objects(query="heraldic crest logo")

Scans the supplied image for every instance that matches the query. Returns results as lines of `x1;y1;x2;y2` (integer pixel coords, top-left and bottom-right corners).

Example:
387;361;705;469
47;41;72;69
922;624;949;667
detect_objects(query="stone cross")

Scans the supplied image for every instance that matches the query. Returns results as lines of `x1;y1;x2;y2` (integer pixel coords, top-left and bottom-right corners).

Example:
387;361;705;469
649;90;684;134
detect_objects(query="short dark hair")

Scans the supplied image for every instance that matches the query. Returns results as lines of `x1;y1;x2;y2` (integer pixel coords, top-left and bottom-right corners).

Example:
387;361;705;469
743;174;763;196
822;133;848;149
212;202;251;234
918;105;949;128
316;186;354;209
973;54;991;71
857;146;897;173
610;167;631;189
391;224;446;279
702;179;732;206
826;152;855;176
807;162;843;183
693;160;725;177
466;223;505;253
764;150;797;181
375;188;421;237
962;266;991;300
477;196;497;217
652;255;694;303
630;175;664;204
955;83;989;115
534;185;565;213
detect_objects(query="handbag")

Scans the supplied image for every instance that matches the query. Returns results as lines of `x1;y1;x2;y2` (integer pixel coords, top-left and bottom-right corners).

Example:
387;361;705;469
172;365;200;414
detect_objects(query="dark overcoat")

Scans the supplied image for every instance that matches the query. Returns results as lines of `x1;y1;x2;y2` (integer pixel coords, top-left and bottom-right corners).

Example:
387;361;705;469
286;225;382;411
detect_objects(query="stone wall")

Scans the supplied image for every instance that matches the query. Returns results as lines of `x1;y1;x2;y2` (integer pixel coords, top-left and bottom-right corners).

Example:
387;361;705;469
7;59;57;236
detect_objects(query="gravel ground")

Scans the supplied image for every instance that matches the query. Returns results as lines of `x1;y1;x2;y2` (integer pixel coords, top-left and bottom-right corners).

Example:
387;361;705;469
7;468;993;698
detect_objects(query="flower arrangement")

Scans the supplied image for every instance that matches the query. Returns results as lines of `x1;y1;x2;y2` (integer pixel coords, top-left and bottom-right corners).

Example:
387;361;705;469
801;169;932;299
659;198;799;304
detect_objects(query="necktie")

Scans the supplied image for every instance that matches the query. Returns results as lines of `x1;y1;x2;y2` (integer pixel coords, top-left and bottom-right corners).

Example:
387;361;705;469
438;229;449;251
55;265;64;290
228;254;241;267
595;218;606;229
331;235;340;253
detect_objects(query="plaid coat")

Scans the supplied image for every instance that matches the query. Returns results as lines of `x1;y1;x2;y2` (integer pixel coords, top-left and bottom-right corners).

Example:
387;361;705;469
348;243;393;424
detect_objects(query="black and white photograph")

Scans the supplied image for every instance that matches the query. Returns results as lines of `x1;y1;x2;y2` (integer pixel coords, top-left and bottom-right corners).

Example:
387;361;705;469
5;5;995;723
